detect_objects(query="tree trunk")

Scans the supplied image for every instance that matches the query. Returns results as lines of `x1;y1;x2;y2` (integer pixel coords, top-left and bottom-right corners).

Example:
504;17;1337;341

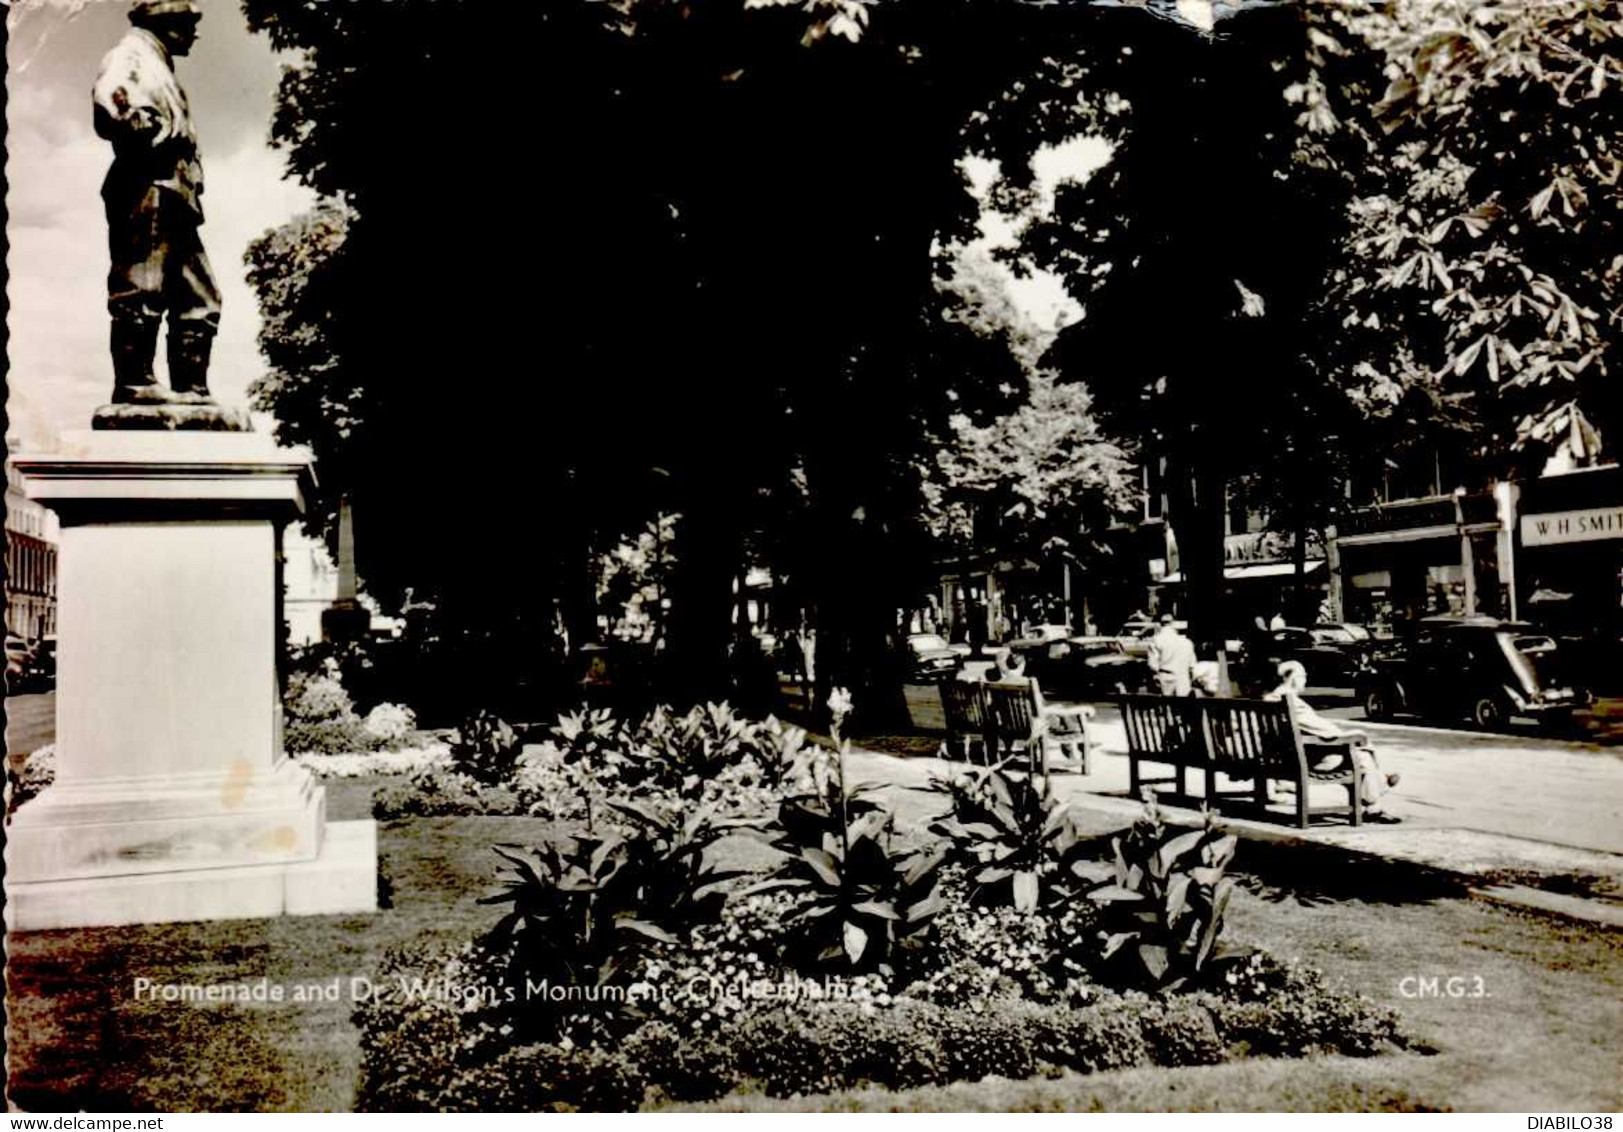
663;490;742;706
558;543;598;667
1291;511;1310;626
1166;448;1230;657
801;504;912;733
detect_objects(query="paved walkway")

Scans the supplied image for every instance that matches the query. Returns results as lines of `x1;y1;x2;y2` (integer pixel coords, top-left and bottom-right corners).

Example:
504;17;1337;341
1061;706;1623;855
877;691;1623;907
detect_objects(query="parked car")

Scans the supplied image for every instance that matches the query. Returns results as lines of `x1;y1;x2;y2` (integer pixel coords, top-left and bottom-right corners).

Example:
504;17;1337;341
5;634;48;693
906;633;963;682
1311;622;1375;645
1009;635;1150;700
1237;624;1374;689
1114;619;1185;660
1355;616;1590;731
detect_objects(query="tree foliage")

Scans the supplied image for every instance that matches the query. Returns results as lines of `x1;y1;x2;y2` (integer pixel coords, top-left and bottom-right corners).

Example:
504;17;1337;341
953;5;1362;642
239;0;1065;718
240;0;1619;705
926;370;1136;556
247;202;354;540
1330;0;1620;475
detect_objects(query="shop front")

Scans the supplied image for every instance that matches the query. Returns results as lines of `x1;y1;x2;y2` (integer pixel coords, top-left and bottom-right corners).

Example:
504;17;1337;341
1514;465;1623;690
1327;490;1509;633
1159;529;1328;635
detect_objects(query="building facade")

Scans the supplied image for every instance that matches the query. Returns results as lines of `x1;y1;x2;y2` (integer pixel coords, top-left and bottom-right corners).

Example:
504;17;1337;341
1327;488;1508;631
6;447;59;640
1324;464;1622;647
1513;464;1623;643
282;525;341;646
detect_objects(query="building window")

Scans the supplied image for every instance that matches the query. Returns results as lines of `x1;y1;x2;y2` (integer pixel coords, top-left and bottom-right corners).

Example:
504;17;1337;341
1144;459;1164;520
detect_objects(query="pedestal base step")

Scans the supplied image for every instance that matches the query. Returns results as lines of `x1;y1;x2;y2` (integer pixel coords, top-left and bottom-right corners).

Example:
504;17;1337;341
4;820;378;932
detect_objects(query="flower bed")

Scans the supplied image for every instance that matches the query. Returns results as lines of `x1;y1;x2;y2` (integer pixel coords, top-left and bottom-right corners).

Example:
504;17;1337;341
372;703;797;822
283;662;422;758
357;925;1407;1111
294;745;449;780
355;692;1415;1110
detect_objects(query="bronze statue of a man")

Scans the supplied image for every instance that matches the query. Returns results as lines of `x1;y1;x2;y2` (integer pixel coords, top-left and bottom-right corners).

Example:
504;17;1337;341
94;0;220;406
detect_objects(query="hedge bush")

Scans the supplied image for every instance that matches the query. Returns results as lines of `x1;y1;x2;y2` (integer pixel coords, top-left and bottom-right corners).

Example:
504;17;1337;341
6;744;57;813
372;764;517;820
354;941;1410;1110
376;702;798;823
284;663;420;757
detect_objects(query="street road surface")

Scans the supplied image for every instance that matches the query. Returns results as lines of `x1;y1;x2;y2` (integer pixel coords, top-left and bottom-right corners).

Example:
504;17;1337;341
5;691;54;768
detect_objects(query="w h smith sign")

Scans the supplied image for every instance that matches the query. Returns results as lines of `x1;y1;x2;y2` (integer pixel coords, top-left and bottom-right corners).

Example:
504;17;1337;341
1521;507;1623;547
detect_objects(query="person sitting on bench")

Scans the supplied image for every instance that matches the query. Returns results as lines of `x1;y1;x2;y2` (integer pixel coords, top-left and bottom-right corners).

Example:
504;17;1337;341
985;647;1090;767
1267;660;1402;822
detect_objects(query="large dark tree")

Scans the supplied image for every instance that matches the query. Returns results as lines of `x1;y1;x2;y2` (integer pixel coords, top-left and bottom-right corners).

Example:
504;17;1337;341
949;3;1371;647
252;0;1596;715
242;0;1090;723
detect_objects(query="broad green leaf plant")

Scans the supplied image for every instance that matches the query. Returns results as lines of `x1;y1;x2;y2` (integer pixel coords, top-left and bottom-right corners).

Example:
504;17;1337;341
1085;795;1249;991
749;689;945;975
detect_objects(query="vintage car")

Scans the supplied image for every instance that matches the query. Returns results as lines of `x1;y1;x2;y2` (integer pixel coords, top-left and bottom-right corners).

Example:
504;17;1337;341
1355;616;1590;731
5;634;50;694
1008;635;1150;701
1236;624;1376;690
1114;619;1186;660
906;633;963;682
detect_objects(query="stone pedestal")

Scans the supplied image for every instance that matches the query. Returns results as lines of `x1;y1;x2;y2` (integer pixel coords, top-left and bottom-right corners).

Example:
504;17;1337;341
6;431;377;931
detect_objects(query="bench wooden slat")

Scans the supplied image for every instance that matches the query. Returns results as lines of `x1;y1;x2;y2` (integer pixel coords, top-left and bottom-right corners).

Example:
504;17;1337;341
939;680;989;762
1120;693;1364;829
981;680;1095;774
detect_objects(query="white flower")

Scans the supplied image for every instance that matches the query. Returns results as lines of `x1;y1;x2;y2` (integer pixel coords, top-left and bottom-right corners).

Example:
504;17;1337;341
828;687;854;720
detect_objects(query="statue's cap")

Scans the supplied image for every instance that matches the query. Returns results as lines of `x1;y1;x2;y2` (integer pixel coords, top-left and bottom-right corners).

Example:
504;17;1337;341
130;0;202;23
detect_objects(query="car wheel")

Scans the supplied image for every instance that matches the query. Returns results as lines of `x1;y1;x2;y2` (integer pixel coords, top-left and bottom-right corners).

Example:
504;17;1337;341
1470;695;1508;731
1362;685;1393;721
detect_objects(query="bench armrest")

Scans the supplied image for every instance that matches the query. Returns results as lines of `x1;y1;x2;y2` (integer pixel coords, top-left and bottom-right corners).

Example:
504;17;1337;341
1042;703;1095;720
1304;731;1366;749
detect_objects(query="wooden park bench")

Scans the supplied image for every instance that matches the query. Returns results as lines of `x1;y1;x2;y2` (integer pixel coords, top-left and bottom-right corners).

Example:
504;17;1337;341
939;679;1096;774
939;680;991;763
1118;693;1365;828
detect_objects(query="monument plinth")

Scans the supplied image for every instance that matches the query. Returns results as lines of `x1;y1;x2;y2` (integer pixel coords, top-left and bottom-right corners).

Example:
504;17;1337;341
92;402;253;432
6;431;377;930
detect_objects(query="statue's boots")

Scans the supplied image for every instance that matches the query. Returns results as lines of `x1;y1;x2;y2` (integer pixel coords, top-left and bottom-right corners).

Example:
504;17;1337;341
167;322;218;405
110;314;182;405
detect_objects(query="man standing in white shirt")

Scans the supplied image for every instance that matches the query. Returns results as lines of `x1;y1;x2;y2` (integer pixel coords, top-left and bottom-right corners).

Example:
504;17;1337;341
1146;614;1197;696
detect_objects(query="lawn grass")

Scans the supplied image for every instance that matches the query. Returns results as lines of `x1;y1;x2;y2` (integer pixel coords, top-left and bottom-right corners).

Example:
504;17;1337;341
6;774;1621;1112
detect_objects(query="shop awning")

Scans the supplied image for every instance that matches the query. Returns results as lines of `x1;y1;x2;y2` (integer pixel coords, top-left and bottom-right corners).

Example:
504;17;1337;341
1160;559;1325;585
